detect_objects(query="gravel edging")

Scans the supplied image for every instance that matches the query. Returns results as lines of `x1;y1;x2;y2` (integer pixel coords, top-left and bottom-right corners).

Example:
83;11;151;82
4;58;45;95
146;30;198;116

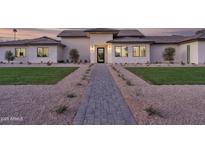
109;64;205;125
0;64;94;125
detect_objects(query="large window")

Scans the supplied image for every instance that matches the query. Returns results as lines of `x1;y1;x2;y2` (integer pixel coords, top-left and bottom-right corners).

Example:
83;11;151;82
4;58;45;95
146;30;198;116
37;47;49;57
115;46;128;57
15;48;26;57
133;46;146;57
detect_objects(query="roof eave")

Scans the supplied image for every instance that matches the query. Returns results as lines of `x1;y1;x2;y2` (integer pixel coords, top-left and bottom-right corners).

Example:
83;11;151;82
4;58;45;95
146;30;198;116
57;35;88;38
107;41;154;44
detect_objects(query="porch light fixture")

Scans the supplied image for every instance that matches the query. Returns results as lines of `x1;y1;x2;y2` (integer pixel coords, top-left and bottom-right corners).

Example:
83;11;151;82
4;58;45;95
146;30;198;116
90;45;95;51
108;44;112;49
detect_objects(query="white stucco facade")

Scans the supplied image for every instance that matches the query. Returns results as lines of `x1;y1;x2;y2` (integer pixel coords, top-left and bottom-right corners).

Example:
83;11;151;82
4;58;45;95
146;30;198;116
0;45;62;63
60;35;205;64
111;44;150;63
60;37;90;62
1;29;205;64
150;44;179;63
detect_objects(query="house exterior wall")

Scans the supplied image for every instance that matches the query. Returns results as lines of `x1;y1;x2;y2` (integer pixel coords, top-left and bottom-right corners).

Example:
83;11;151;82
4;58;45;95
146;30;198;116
57;46;63;61
89;33;113;63
150;42;199;64
111;44;150;63
61;37;90;62
0;45;60;63
150;44;179;63
197;41;205;64
0;46;29;62
178;41;198;64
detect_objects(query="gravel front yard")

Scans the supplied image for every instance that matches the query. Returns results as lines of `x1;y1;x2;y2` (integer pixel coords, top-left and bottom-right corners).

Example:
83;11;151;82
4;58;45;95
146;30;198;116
0;64;94;124
109;64;205;125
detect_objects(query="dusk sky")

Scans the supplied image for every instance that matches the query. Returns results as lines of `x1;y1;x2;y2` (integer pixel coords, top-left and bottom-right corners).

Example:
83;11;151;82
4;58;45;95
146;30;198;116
0;28;202;41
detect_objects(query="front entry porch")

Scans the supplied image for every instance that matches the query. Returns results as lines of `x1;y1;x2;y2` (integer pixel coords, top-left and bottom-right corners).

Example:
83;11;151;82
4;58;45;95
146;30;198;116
90;45;111;63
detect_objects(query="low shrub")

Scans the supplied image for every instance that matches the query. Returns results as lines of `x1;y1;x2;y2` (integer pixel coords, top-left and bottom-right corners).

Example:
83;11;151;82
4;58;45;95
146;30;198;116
58;60;64;63
126;80;134;86
78;59;82;64
181;61;185;65
81;75;88;80
89;64;94;67
144;106;163;117
67;93;77;98
55;105;67;114
76;83;83;86
47;61;53;66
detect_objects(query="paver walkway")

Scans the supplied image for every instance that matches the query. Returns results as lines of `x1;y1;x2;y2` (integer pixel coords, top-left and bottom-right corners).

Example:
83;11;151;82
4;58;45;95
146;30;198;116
73;64;136;125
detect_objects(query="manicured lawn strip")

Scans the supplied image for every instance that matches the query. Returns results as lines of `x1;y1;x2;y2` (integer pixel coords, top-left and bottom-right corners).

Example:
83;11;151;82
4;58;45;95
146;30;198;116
126;67;205;85
0;67;78;85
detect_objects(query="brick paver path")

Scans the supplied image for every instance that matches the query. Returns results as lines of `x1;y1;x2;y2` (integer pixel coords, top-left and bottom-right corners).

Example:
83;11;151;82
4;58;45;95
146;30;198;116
73;64;136;125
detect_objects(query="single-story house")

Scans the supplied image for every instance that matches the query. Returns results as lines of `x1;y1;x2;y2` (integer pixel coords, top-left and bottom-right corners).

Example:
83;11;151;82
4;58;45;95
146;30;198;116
0;36;65;63
1;28;205;64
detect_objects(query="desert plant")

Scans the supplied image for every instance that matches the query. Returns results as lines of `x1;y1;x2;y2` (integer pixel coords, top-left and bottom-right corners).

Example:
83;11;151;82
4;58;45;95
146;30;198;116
5;51;15;63
76;83;83;86
181;61;185;65
126;80;134;86
69;49;80;63
85;69;91;74
58;60;64;63
144;106;163;117
136;89;143;97
86;68;91;72
55;105;67;114
47;61;53;66
67;93;77;98
81;76;87;80
120;74;126;80
162;47;176;62
89;64;94;67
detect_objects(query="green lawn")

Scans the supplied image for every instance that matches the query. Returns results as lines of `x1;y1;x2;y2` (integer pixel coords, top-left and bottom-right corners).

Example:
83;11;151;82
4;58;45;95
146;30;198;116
126;67;205;85
0;67;78;85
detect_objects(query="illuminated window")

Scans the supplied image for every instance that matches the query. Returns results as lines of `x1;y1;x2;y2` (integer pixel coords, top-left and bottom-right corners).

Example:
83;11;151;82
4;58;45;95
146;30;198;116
115;46;128;57
133;46;146;57
115;47;121;57
37;47;49;57
133;47;140;57
15;48;26;57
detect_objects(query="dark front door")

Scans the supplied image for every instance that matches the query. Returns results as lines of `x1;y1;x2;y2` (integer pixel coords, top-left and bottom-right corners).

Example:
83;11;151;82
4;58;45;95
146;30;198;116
97;47;105;63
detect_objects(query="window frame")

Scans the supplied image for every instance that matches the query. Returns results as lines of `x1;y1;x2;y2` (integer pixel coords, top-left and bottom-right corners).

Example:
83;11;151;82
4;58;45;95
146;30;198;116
132;45;146;57
37;47;49;57
15;48;26;57
114;46;128;57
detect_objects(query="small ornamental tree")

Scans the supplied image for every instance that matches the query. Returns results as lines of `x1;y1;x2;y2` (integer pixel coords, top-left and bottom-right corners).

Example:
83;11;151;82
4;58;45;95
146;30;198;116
5;51;15;63
163;47;176;62
69;49;80;63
